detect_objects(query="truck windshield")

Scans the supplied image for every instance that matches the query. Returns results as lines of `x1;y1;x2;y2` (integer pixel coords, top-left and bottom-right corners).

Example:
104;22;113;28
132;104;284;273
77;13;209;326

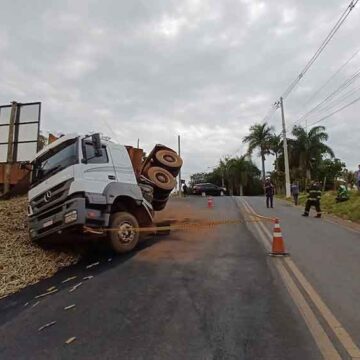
31;138;78;187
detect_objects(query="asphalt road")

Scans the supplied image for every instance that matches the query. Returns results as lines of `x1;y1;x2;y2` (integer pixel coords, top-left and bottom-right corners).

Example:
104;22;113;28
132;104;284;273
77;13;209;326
241;196;360;353
1;195;354;359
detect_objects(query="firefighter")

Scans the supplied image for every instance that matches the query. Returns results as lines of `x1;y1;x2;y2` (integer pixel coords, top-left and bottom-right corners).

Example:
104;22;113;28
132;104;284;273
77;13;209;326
302;181;322;218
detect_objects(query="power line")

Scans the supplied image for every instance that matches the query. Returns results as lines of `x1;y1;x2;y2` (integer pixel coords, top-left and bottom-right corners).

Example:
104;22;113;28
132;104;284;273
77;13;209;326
306;93;360;127
260;0;358;126
312;85;360;115
281;0;359;100
302;47;360;107
293;65;360;125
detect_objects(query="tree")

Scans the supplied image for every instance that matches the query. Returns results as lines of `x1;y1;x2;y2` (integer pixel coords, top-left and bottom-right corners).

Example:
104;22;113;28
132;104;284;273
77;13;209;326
342;169;356;189
290;125;334;181
269;133;282;171
317;158;346;190
189;172;207;187
243;123;274;182
189;156;262;196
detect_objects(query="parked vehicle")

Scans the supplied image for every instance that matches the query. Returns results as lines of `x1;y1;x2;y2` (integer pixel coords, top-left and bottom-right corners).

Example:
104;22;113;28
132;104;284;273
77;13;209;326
27;133;182;253
192;183;226;196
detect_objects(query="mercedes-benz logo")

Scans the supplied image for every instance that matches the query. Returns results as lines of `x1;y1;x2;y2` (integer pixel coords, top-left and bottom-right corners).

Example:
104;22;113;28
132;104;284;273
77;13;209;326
44;191;52;202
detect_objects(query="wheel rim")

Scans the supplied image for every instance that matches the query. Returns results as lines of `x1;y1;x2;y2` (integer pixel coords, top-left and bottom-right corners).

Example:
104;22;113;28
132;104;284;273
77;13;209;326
156;172;168;183
164;154;175;163
117;222;136;244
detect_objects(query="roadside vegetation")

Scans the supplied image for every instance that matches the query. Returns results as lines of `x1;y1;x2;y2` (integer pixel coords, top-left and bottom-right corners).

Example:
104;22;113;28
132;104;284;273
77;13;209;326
189;122;359;223
277;190;360;223
190;156;263;196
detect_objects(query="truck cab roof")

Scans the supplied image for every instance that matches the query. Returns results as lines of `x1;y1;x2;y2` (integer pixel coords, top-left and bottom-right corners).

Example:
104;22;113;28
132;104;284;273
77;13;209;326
32;134;79;161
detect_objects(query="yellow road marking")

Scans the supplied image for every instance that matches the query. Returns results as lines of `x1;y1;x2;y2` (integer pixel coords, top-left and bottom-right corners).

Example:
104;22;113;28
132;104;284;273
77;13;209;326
251;217;341;360
285;258;360;359
241;198;360;359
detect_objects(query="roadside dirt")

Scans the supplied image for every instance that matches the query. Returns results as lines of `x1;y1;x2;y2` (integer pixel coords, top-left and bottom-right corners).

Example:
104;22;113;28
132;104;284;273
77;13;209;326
137;198;222;263
0;196;79;299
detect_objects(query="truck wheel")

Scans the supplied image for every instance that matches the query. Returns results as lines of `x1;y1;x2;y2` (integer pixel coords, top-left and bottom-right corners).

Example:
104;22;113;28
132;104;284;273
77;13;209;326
147;167;176;191
155;150;183;169
109;212;140;253
154;150;182;176
152;197;168;211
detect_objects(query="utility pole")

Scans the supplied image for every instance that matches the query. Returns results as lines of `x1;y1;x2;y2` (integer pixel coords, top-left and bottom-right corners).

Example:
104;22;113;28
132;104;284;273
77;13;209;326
178;135;182;197
279;97;291;198
137;138;140;148
3;102;18;194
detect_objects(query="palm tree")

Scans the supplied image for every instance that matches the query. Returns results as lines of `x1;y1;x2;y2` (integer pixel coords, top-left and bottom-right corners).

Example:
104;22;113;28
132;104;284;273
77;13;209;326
269;133;282;171
223;156;257;195
290;125;334;180
243;123;274;181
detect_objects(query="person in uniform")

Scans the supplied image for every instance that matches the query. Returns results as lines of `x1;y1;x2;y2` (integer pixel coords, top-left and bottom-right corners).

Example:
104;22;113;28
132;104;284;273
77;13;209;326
302;181;322;218
264;178;274;208
290;182;300;205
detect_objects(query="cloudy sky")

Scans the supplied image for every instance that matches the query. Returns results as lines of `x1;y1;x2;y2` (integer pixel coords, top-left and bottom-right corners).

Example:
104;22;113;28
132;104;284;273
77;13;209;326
1;0;359;179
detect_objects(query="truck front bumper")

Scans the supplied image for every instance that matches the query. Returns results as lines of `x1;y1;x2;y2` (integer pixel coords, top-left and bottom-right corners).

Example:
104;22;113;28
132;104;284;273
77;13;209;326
28;197;109;241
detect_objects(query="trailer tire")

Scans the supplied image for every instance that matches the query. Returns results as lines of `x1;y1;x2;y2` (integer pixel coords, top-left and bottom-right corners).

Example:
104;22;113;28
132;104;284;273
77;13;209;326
147;167;176;191
154;150;183;169
109;212;140;253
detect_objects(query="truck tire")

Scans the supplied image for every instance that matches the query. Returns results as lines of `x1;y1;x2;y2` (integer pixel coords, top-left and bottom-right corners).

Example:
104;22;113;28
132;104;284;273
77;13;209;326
147;167;176;191
152;197;168;211
109;212;140;253
154;150;182;176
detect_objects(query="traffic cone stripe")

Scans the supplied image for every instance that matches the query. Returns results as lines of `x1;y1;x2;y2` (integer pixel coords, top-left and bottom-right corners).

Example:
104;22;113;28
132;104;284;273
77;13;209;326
269;218;289;256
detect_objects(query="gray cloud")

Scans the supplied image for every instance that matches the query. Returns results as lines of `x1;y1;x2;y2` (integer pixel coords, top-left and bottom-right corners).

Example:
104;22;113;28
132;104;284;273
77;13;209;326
1;0;359;179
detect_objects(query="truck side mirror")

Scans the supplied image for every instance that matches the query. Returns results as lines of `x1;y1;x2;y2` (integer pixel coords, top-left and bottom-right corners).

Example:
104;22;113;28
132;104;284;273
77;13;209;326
92;133;102;157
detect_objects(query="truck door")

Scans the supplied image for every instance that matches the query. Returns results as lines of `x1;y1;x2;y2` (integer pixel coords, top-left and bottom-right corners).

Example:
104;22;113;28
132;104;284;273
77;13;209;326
80;140;117;192
107;144;137;184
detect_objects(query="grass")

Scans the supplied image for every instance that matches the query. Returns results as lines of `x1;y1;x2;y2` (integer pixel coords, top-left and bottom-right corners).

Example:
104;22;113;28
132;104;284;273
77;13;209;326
276;190;360;223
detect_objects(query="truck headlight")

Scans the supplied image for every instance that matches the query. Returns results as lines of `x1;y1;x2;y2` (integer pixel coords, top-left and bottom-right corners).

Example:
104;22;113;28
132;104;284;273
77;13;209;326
64;210;78;224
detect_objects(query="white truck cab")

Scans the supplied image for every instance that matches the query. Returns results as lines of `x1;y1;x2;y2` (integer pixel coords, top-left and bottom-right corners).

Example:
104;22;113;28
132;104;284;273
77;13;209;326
28;133;182;253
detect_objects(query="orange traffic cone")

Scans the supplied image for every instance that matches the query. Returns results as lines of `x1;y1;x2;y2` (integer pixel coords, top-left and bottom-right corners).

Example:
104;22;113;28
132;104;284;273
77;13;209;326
207;197;214;208
269;218;289;256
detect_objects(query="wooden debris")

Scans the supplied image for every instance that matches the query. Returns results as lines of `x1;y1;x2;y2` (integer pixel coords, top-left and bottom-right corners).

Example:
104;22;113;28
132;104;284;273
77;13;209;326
61;276;78;284
34;289;58;299
86;261;100;269
65;336;76;344
47;286;56;292
38;321;56;331
64;304;76;310
69;282;83;293
83;275;93;281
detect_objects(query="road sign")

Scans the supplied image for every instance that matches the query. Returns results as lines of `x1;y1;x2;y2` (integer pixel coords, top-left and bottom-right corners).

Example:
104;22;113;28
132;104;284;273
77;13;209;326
0;102;41;163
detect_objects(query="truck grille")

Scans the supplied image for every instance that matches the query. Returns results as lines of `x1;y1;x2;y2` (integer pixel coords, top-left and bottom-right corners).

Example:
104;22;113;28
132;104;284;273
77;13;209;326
30;179;73;215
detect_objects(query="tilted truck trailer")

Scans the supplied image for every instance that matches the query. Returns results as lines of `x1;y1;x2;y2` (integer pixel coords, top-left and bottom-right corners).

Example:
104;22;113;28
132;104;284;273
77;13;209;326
27;133;182;253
